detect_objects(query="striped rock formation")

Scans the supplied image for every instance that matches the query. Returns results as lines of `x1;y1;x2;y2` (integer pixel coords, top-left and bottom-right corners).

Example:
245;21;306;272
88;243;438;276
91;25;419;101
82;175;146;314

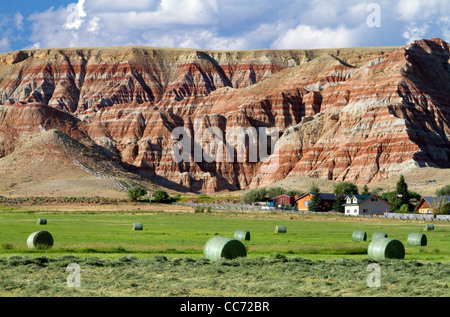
0;39;449;193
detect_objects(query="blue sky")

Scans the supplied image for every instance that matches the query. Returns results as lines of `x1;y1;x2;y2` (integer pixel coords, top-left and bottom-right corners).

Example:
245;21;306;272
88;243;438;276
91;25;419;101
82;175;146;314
1;0;450;53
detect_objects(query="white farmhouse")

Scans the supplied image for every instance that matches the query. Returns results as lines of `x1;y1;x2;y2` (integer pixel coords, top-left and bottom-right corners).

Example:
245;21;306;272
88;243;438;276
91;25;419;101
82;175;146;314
344;195;391;216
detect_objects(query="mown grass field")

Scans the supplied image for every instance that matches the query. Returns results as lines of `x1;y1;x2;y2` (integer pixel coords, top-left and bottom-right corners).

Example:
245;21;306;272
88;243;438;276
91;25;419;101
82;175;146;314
0;207;449;297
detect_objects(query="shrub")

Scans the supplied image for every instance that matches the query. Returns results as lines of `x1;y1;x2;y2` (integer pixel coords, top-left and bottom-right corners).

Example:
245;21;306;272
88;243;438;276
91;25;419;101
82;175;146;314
436;185;450;197
398;204;410;213
362;185;370;195
153;190;170;203
243;188;267;204
287;190;304;197
334;182;359;196
432;197;450;215
266;187;286;198
127;186;147;202
194;206;205;213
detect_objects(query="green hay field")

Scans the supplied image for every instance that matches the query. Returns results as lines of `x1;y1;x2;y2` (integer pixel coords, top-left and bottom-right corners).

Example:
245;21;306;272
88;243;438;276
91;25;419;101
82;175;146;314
0;208;448;297
0;210;449;261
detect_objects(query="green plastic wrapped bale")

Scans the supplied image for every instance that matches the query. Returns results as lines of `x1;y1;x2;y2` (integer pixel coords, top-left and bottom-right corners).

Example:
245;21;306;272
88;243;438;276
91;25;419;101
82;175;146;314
234;230;251;241
372;232;388;241
203;236;247;261
275;226;287;234
352;231;367;242
27;231;54;249
37;218;47;225
424;224;434;231
368;238;405;260
407;233;427;246
133;223;143;231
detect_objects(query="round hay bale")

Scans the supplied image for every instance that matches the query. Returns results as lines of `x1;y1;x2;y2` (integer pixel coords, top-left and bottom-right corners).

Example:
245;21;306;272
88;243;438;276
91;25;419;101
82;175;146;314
368;238;405;260
203;236;247;261
27;231;54;249
352;231;367;242
372;232;388;241
133;223;143;231
407;233;427;246
234;230;251;241
275;226;287;234
424;224;434;231
37;218;47;225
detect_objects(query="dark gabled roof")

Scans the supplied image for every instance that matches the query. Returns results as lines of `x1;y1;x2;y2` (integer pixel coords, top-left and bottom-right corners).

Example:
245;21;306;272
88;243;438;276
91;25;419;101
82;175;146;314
319;193;337;201
296;193;337;201
344;195;384;206
420;196;450;208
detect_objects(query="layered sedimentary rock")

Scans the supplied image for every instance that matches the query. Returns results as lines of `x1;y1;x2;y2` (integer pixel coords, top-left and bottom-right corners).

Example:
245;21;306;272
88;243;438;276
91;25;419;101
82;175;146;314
0;39;449;193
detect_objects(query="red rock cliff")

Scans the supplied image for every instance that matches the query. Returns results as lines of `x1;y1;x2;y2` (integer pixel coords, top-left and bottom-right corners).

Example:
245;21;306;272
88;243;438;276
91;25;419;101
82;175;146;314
0;40;448;192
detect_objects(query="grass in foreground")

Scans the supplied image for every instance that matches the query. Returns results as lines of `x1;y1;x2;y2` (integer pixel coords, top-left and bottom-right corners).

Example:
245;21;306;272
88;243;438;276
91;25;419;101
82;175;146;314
0;255;448;297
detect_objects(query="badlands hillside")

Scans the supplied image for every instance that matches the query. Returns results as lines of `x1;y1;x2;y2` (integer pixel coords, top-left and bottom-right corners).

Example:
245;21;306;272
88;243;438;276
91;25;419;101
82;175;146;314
0;38;449;196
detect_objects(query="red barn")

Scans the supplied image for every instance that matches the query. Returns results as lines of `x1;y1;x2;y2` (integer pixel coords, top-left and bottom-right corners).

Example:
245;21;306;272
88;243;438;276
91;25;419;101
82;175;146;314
277;195;296;207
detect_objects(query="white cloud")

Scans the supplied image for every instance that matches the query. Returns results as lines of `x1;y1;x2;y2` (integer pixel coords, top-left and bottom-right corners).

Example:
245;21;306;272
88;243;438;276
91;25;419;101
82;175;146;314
272;24;359;49
402;23;430;44
396;0;423;21
87;16;100;33
14;13;24;30
395;0;450;22
63;0;87;30
19;0;450;53
86;0;160;12
0;37;10;53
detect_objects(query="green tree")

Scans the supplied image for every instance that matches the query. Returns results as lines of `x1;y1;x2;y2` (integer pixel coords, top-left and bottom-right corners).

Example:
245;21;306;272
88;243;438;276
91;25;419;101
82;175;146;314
432;197;450;215
362;185;370;195
308;184;322;212
333;194;345;213
153;190;170;203
243;188;267;204
436;185;450;197
266;187;286;198
382;190;421;212
392;175;410;212
287;189;304;197
334;182;359;196
127;186;147;202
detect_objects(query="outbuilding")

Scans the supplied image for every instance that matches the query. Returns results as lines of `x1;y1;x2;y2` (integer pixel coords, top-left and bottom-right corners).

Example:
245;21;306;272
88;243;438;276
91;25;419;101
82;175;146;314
276;195;296;207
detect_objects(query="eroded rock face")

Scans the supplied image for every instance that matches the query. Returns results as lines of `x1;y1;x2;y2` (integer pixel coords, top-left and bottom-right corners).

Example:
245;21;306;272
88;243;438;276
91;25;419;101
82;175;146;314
0;40;449;192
